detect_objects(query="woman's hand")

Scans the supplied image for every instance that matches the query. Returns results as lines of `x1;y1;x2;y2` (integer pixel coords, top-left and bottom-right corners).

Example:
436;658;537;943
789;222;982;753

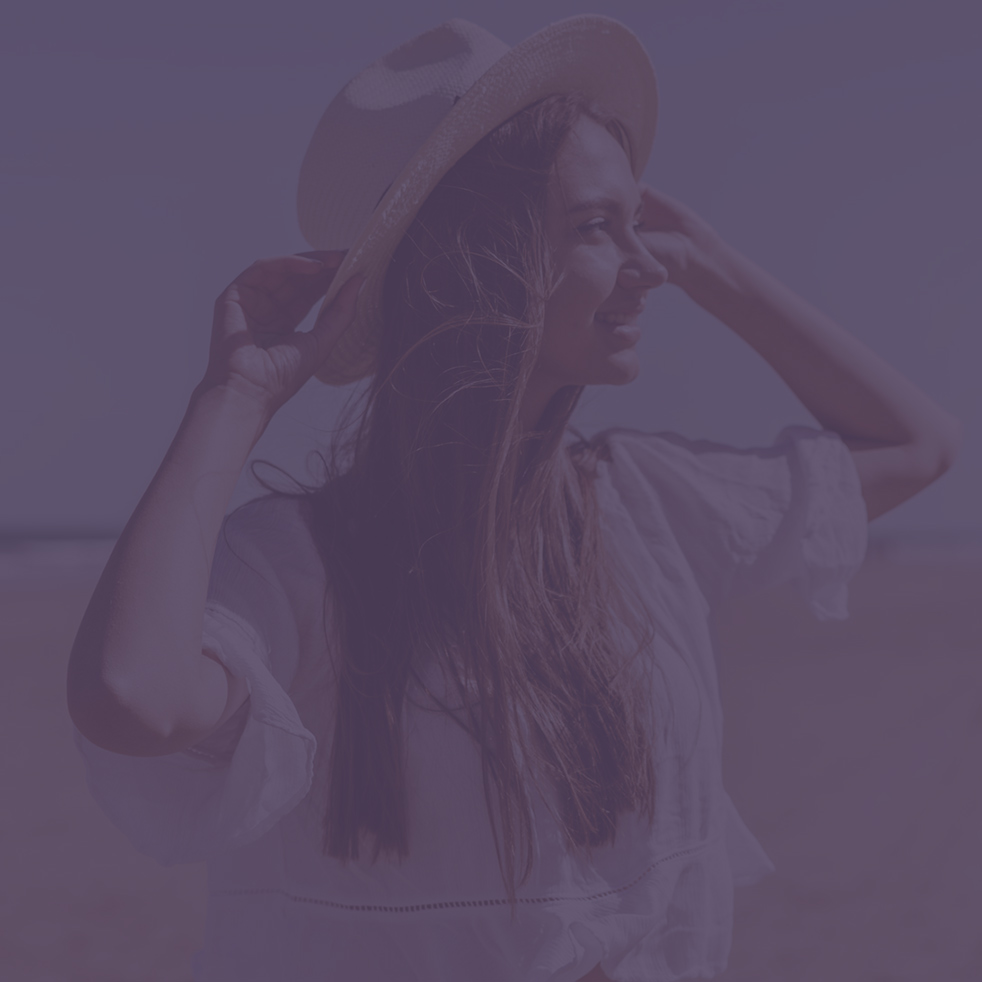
200;251;364;418
636;185;728;296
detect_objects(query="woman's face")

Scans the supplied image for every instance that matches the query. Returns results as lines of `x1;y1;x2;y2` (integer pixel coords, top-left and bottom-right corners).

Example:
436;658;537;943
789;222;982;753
523;116;668;426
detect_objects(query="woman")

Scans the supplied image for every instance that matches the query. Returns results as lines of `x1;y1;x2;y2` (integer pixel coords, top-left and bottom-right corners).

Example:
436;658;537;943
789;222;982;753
67;16;960;982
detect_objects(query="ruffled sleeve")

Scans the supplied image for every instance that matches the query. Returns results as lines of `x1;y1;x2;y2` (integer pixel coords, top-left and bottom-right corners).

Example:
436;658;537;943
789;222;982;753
72;494;318;866
596;425;868;619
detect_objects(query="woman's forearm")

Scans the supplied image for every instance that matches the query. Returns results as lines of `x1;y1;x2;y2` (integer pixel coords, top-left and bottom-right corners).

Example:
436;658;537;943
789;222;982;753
681;242;962;463
67;383;268;756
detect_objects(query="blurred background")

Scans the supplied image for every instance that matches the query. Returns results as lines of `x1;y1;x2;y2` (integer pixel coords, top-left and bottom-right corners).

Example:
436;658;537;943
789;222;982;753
1;1;979;979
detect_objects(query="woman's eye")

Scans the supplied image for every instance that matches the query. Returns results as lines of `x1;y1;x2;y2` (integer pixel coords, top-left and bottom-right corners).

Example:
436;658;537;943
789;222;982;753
577;219;646;234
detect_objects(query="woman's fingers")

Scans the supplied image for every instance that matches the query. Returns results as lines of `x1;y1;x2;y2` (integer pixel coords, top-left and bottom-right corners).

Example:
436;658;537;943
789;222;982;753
202;253;361;412
235;252;341;292
223;253;348;336
638;185;692;231
635;188;729;293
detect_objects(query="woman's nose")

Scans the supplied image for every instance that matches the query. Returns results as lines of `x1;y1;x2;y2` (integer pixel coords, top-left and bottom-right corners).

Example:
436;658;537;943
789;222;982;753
620;245;669;290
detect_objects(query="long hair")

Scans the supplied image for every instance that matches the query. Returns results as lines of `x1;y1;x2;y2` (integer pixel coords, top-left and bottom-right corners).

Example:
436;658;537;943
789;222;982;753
255;92;661;908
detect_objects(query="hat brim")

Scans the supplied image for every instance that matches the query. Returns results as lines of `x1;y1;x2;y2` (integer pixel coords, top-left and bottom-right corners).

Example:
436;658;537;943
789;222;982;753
304;14;658;386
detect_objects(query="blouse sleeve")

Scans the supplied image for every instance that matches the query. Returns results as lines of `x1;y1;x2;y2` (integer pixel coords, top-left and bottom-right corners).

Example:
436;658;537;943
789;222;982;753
72;494;318;866
597;424;869;619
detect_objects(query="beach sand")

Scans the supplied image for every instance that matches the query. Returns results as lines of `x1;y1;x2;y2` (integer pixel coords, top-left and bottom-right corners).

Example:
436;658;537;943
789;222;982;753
2;540;980;981
1;554;205;982
713;542;982;982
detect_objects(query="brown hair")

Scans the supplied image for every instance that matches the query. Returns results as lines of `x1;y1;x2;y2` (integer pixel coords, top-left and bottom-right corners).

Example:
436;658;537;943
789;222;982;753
256;92;661;909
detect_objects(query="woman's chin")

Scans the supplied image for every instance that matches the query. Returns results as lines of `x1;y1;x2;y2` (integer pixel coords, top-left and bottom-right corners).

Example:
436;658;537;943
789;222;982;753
601;350;641;385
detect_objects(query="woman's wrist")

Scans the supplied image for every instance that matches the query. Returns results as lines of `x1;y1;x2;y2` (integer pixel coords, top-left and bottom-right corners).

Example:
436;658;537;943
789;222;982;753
189;379;274;440
682;240;855;344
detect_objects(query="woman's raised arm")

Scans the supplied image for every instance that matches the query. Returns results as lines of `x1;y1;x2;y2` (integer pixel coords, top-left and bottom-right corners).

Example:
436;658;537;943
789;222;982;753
67;384;268;756
637;186;963;521
66;252;363;756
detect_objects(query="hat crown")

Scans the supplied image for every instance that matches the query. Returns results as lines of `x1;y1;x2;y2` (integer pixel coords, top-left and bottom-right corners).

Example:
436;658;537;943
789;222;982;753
298;20;509;253
346;20;509;110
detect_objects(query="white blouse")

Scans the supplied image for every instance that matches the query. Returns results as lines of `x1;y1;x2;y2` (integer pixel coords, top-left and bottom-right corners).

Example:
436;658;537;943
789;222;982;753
73;424;868;982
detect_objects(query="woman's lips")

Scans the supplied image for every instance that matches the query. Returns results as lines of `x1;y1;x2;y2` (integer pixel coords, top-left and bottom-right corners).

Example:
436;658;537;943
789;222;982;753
594;307;643;345
594;316;641;346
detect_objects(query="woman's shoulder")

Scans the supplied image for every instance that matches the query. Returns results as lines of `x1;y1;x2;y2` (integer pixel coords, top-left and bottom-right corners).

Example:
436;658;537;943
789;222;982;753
586;425;745;463
213;491;327;602
569;426;706;495
223;492;320;556
569;424;697;460
225;490;312;534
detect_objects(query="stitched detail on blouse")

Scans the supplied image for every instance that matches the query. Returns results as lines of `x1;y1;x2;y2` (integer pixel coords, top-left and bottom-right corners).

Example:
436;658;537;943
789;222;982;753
210;840;714;912
180;744;230;765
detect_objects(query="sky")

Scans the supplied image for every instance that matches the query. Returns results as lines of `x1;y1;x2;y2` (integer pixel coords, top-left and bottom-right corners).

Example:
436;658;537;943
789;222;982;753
0;0;979;538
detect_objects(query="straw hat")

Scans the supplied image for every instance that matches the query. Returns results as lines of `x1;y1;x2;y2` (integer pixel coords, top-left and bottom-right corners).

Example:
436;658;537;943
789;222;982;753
297;15;658;386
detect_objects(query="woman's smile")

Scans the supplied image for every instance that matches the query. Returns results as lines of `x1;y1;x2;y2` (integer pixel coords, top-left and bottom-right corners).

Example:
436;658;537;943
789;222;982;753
594;302;645;344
